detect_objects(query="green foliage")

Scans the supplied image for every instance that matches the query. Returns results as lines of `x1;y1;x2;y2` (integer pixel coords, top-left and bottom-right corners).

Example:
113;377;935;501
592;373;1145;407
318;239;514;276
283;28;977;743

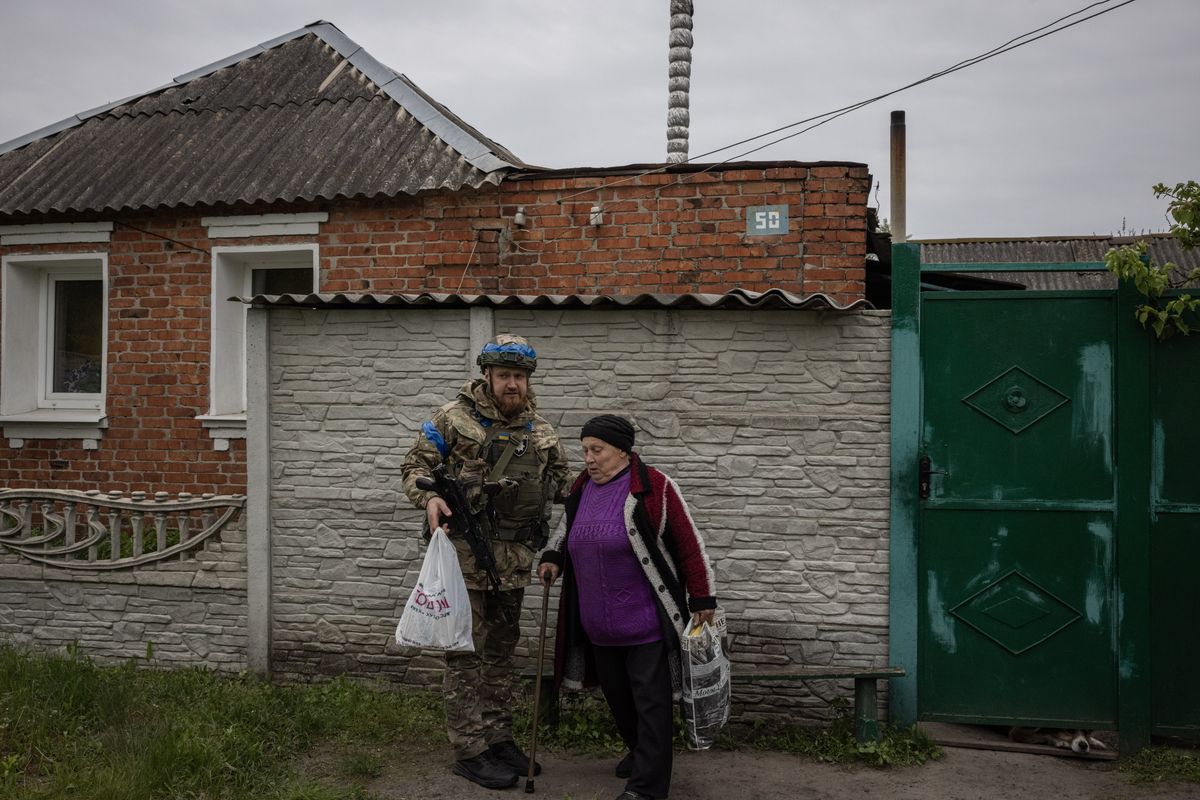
731;711;942;768
91;526;185;561
514;690;626;754
1;643;950;799
1120;745;1200;785
1106;180;1200;339
1160;180;1200;250
336;749;384;780
0;643;443;800
512;687;725;756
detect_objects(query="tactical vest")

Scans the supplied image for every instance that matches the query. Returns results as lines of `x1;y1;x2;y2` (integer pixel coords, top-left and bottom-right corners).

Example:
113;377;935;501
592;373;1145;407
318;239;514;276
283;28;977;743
480;421;548;543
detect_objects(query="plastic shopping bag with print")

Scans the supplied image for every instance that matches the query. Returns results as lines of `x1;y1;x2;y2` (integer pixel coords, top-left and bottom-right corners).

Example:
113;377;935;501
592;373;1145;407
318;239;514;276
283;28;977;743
395;527;474;651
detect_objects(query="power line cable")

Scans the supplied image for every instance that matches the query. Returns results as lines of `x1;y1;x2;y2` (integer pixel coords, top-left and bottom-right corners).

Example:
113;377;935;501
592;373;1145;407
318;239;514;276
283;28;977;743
552;0;1139;207
502;0;1139;270
717;0;1137;164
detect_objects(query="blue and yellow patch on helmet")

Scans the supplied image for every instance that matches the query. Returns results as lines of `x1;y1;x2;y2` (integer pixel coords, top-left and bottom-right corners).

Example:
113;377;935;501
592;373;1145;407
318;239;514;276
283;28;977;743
477;340;537;372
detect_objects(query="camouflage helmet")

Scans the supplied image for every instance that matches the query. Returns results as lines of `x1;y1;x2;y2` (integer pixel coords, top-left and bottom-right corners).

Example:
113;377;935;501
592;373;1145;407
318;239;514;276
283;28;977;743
477;334;537;373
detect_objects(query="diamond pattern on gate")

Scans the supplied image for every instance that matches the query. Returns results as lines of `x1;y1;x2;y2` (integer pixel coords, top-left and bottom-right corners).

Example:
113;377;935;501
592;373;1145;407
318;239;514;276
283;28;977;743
961;365;1069;434
950;570;1081;655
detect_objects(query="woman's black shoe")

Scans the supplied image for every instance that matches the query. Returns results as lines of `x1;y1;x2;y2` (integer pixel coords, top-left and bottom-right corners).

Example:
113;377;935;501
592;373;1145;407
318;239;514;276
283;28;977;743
452;751;518;789
615;752;634;778
615;791;655;800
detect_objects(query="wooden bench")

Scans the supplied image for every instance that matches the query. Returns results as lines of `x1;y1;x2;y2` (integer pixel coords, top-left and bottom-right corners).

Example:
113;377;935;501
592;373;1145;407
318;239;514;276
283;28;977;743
526;664;905;743
738;665;906;743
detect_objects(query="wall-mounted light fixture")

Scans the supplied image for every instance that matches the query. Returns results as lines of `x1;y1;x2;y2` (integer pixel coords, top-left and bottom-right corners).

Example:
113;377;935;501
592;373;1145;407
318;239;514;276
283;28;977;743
589;205;603;226
513;206;527;228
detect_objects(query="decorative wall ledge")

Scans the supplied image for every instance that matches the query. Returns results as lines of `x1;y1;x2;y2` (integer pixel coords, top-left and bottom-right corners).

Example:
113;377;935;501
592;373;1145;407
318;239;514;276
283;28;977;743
0;221;113;245
0;410;107;448
201;212;328;239
196;413;247;451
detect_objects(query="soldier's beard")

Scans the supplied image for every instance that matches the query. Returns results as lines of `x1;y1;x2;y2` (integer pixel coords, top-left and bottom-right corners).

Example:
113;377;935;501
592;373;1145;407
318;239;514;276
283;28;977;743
494;388;527;416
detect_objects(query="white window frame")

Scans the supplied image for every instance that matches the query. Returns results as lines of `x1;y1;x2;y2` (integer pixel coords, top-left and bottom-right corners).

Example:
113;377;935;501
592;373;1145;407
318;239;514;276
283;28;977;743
0;253;108;445
200;244;318;447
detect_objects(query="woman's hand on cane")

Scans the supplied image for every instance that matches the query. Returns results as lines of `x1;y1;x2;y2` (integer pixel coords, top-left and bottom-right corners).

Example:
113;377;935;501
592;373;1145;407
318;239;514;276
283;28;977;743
537;563;559;586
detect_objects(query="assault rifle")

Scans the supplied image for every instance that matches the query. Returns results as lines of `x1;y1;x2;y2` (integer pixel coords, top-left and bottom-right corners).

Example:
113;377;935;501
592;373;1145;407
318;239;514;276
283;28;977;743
415;463;504;596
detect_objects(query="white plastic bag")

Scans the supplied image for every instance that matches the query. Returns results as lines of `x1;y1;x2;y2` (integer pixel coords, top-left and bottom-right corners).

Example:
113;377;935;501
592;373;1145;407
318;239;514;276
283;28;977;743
680;610;730;750
395;527;474;651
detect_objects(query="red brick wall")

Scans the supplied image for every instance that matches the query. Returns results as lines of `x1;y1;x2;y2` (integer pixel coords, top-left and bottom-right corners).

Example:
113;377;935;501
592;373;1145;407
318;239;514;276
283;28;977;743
0;161;868;493
319;162;869;299
0;224;247;495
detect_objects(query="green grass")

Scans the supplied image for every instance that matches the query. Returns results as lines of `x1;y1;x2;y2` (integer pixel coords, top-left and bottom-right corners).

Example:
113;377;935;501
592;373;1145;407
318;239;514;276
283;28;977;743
510;687;942;768
0;644;952;799
514;691;627;755
0;644;441;799
1120;745;1200;785
724;712;943;768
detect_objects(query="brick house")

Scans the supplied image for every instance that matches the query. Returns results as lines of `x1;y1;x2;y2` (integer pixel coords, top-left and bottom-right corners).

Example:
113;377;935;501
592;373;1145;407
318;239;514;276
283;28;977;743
0;21;870;497
0;22;889;703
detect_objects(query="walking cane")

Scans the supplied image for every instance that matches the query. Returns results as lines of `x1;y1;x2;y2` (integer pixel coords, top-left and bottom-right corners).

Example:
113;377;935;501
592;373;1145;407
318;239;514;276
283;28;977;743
525;575;552;793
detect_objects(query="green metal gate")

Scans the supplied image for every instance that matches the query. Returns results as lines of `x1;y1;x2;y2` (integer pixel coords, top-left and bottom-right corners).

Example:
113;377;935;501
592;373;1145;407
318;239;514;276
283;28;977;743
1150;331;1200;740
889;242;1199;751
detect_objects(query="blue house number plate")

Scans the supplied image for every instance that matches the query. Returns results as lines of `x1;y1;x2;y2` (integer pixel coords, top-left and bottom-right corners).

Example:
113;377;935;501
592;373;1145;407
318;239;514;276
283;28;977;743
746;204;788;235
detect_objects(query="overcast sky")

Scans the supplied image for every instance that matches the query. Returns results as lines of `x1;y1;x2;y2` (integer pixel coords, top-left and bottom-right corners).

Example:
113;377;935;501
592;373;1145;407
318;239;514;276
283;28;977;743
1;0;1196;238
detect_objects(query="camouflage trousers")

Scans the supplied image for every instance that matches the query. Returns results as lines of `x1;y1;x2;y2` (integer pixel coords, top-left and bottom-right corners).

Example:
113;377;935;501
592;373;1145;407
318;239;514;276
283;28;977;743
444;586;525;759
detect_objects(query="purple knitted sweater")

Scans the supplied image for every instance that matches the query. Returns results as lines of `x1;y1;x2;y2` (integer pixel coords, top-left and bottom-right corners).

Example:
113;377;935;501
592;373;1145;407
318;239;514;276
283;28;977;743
566;470;661;646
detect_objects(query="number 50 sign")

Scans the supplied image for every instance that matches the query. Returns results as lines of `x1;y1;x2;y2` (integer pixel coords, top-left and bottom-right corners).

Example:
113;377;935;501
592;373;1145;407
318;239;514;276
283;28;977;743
746;205;788;236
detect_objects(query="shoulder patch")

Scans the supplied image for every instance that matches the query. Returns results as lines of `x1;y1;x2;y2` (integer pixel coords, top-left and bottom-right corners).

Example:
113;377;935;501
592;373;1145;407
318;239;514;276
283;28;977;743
421;420;448;457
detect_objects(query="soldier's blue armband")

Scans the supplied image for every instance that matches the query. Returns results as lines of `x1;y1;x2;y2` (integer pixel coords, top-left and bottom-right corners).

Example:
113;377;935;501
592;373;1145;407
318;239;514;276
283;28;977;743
422;420;448;457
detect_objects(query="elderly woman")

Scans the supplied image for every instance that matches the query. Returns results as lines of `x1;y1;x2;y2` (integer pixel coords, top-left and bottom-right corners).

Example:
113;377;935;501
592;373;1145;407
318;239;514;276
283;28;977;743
538;415;716;800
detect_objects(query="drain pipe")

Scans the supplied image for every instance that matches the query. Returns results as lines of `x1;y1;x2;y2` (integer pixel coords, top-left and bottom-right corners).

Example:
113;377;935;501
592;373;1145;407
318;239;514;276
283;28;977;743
890;110;907;243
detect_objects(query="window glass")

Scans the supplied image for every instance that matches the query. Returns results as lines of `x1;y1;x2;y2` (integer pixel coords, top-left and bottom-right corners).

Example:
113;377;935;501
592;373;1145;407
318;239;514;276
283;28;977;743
51;279;103;394
251;267;312;296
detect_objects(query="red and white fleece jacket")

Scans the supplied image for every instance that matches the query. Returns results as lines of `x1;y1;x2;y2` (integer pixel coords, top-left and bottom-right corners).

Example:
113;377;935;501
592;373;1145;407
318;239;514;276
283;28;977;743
539;452;717;695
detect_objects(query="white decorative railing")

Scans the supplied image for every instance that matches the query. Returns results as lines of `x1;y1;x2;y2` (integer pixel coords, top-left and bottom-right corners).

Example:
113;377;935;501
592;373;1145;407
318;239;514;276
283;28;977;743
0;488;245;570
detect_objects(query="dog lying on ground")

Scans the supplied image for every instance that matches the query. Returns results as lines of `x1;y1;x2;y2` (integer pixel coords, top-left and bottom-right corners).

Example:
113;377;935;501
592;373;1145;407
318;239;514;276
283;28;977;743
1008;726;1107;753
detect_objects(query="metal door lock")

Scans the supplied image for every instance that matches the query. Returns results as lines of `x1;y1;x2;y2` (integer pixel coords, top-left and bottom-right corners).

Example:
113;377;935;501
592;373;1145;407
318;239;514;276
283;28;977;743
918;455;947;500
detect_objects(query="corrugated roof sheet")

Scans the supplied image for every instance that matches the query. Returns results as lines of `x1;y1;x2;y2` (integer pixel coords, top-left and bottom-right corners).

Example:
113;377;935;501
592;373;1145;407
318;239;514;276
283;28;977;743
236;288;873;311
0;21;528;217
917;234;1198;290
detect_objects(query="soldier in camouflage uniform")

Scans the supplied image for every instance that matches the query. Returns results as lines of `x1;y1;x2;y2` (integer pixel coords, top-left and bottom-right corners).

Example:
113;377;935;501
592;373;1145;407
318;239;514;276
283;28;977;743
402;334;570;790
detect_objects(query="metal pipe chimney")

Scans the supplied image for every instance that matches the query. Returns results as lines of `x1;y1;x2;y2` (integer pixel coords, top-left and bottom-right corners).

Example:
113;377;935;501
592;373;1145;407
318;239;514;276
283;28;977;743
890;110;907;243
667;0;693;164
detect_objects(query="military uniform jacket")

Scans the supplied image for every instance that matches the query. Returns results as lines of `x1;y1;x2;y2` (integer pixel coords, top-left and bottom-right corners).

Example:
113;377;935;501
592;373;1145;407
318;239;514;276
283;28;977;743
402;379;569;591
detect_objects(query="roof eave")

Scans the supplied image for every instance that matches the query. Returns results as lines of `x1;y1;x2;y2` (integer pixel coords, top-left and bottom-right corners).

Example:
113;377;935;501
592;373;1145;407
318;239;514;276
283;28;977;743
234;288;874;312
0;20;524;175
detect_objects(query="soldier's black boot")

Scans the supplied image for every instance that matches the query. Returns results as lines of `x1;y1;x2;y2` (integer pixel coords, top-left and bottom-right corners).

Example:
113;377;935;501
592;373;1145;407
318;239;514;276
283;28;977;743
488;739;542;776
452;751;518;789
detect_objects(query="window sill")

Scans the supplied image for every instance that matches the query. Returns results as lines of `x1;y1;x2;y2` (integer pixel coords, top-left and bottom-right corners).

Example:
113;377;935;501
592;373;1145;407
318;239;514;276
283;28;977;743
197;413;247;451
0;410;107;447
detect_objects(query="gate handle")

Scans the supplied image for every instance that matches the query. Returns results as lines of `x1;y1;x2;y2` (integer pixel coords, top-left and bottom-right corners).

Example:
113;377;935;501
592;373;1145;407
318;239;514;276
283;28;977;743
918;455;947;500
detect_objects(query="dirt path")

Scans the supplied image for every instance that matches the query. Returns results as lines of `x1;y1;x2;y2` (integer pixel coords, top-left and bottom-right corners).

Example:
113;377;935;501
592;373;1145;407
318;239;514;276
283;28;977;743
361;745;1193;800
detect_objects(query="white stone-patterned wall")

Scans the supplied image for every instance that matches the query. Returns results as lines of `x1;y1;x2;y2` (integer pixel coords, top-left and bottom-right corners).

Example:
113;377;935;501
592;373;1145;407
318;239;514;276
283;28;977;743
0;522;249;668
268;306;891;722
